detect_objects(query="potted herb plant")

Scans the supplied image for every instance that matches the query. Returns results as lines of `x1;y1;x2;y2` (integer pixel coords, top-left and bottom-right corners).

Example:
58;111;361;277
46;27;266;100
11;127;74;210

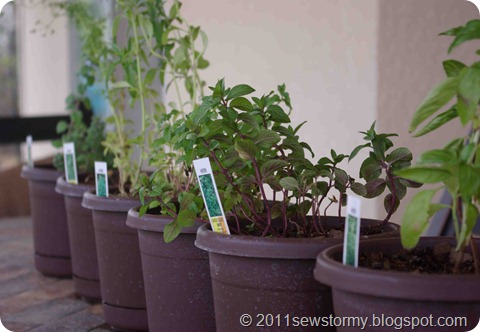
314;20;480;332
47;0;113;301
124;1;214;330
79;0;202;330
54;108;112;301
175;78;413;332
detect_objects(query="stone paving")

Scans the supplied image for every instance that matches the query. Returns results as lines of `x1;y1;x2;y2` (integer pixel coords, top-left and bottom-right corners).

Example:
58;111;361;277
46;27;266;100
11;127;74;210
0;217;113;332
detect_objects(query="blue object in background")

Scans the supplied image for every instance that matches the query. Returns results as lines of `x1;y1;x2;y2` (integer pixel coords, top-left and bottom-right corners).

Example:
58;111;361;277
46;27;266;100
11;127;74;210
85;82;112;120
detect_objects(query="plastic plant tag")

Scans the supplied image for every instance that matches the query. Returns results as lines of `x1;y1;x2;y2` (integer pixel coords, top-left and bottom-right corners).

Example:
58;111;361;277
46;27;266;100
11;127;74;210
63;142;78;184
26;135;33;168
193;157;230;235
343;195;362;267
95;161;108;197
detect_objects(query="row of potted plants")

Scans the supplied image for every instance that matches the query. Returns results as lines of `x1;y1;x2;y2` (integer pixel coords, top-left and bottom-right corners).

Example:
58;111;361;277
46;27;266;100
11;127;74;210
21;1;480;331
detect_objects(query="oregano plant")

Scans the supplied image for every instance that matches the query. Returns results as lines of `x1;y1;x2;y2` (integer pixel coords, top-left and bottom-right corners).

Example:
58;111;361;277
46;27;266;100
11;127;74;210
141;79;414;242
350;122;421;227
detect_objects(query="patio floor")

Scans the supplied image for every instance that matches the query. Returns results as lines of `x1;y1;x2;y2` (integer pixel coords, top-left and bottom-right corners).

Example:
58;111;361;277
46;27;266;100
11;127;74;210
0;216;112;332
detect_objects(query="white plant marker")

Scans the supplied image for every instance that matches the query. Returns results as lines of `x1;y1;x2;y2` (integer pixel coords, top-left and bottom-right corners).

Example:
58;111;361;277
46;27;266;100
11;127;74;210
63;142;78;185
193;157;230;235
343;195;362;267
26;135;33;168
95;162;108;197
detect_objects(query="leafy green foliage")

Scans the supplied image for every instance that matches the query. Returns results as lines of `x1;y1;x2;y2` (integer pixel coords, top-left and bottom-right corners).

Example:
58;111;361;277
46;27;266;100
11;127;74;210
350;122;417;225
103;0;210;196
163;80;408;238
398;20;480;269
126;1;211;241
52;109;112;175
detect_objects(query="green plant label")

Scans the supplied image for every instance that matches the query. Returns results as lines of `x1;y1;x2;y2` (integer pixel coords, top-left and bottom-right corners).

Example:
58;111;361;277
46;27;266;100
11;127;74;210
94;161;108;197
343;195;362;267
26;135;33;168
63;142;78;185
193;157;230;235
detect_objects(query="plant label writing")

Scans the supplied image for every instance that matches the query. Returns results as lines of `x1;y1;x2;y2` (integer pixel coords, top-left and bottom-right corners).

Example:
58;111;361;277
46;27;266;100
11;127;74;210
95;162;108;197
26;135;33;168
63;142;78;185
343;195;362;267
193;157;230;235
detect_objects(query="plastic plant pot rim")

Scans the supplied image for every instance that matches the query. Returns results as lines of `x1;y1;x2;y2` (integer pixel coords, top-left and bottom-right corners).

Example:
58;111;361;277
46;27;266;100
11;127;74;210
82;189;140;212
126;206;206;234
21;164;62;182
195;219;399;260
55;175;94;198
314;236;480;302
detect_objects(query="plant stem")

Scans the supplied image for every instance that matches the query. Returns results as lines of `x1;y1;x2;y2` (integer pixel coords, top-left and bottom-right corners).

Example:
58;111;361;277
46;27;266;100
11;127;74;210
470;237;480;274
131;13;148;191
251;158;271;236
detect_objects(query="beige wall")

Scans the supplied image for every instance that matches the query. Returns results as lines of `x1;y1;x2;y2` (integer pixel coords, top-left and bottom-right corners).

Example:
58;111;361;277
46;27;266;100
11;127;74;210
376;0;478;221
16;0;71;161
182;0;381;217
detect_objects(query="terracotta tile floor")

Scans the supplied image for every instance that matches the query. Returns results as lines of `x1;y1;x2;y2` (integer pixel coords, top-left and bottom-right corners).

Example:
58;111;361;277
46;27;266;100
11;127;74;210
0;217;112;331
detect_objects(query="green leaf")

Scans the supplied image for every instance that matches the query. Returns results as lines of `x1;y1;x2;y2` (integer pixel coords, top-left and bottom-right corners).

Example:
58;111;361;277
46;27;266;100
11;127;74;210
395;166;450;184
457;202;478;250
459;164;480;199
139;205;149;217
260;160;288;178
457;68;480;125
238;113;260;131
279;177;299;191
417;149;456;165
267;105;290;123
110;81;133;89
334;169;348;187
441;20;480;53
230;97;253;112
384;193;400;215
386;147;412;164
164;221;181;243
400;189;438;249
365;179;386;198
349;143;370;161
413;106;458;137
226;84;255;100
235;140;258;160
145;68;156;86
360;157;382;181
56;121;68;134
350;182;367;196
254;129;281;149
410;76;460;132
177;209;196;227
179;192;196;211
443;60;466;77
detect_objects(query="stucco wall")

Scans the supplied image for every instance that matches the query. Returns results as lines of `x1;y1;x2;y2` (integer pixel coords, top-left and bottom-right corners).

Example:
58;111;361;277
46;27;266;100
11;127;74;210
16;0;71;160
182;0;380;217
376;0;478;221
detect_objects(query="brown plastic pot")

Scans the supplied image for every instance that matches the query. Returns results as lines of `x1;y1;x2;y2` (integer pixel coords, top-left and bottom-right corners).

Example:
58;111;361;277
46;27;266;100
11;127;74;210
20;165;72;277
314;237;480;332
126;208;215;332
55;176;100;301
82;190;148;331
195;217;399;332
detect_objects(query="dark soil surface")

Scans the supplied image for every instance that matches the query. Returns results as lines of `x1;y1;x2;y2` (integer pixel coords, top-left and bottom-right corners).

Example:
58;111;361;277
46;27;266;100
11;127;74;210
359;241;477;275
